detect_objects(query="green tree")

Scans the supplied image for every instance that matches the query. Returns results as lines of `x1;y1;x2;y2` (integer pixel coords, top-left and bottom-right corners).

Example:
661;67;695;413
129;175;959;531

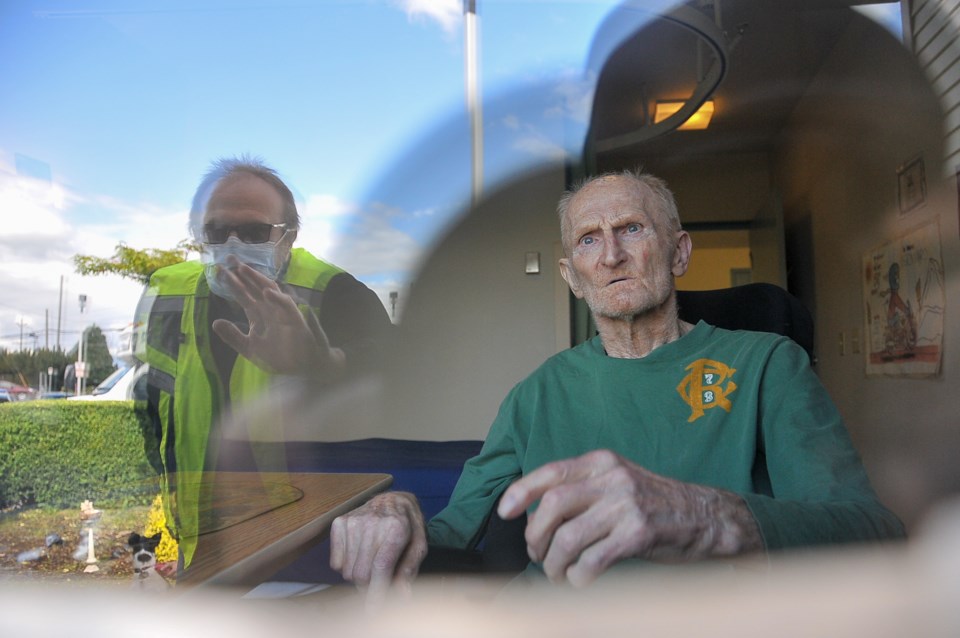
74;240;197;284
72;241;195;388
66;325;116;388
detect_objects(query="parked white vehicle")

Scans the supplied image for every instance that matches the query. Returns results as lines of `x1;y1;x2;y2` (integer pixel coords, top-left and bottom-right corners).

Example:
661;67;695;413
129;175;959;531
68;361;148;401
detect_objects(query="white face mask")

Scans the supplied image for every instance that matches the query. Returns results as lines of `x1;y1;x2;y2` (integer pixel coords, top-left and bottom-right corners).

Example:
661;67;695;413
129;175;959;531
202;236;282;301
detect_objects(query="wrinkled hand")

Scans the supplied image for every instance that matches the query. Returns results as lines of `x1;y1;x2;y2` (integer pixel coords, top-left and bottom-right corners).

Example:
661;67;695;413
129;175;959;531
330;491;427;610
211;257;345;378
497;449;763;587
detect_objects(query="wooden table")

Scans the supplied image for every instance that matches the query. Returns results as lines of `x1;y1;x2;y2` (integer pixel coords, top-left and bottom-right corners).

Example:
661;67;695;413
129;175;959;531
174;471;392;589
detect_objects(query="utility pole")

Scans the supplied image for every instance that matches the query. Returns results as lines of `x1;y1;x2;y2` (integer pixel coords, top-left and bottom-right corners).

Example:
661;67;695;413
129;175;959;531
57;275;63;350
16;316;29;351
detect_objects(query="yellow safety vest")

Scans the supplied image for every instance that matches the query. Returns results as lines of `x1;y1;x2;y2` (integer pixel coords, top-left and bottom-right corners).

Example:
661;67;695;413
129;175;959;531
136;248;343;566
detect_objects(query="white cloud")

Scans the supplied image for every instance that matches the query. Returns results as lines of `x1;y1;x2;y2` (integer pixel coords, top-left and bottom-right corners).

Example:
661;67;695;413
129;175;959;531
392;0;462;36
499;116;574;163
292;194;428;318
492;69;596;163
412;207;438;219
545;69;596;124
300;199;423;280
1;174;72;242
0;156;429;354
298;193;362;266
0;156;188;355
512;133;569;161
302;193;358;220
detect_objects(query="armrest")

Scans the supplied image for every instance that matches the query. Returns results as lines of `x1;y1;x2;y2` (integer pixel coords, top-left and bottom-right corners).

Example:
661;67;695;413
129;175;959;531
420;509;530;575
420;545;484;573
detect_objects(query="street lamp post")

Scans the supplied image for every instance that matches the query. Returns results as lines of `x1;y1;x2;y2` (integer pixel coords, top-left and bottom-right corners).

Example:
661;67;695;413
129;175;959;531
464;0;482;208
76;294;88;396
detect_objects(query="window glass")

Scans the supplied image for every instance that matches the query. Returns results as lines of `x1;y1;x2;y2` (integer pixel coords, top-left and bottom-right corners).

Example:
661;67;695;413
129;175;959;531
1;0;615;349
0;0;944;610
854;2;904;40
0;0;623;591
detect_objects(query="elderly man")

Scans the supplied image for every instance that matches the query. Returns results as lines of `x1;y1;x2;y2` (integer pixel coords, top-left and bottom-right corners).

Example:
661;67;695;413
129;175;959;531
137;156;391;569
330;169;903;602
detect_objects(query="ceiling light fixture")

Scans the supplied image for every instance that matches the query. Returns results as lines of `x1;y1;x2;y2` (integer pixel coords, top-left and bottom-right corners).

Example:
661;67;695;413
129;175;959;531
654;99;715;130
593;5;730;151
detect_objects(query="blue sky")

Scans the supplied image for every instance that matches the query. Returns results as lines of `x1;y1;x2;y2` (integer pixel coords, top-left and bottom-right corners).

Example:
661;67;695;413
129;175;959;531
0;0;903;359
0;0;619;355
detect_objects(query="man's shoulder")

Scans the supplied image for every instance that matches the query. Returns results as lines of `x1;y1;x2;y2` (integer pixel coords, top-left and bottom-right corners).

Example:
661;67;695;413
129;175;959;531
149;260;204;293
289;247;343;273
702;323;784;345
695;322;810;369
153;259;202;275
287;248;347;290
702;322;797;349
513;337;599;389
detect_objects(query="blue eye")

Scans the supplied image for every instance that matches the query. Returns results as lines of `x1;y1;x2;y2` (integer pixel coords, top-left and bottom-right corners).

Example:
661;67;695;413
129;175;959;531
625;223;641;233
580;235;596;246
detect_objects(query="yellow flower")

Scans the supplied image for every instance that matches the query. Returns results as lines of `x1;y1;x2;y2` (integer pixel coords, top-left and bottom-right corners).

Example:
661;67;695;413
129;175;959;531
143;494;179;564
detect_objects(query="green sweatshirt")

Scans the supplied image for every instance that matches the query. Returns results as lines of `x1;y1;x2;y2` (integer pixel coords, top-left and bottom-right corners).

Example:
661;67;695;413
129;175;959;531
427;321;904;557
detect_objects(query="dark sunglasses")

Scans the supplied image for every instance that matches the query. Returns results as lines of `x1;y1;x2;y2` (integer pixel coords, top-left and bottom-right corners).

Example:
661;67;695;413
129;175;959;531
203;222;287;244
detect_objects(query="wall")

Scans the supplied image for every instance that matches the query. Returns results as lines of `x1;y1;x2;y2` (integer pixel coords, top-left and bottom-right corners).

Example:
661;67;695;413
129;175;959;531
640;152;771;224
376;166;568;441
777;12;960;530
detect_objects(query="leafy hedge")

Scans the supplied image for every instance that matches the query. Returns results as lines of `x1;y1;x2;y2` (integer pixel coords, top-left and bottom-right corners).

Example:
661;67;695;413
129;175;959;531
0;400;158;509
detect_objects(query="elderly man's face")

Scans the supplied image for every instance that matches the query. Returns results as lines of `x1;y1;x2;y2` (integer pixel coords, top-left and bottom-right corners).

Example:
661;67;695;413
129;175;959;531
558;176;690;321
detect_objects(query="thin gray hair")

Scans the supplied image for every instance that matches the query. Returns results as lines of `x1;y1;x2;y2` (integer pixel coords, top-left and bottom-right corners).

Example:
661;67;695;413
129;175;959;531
557;168;682;249
188;154;301;241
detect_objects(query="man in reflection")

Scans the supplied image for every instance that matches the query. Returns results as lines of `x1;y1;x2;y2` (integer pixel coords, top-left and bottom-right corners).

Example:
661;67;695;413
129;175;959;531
329;169;904;605
136;156;391;570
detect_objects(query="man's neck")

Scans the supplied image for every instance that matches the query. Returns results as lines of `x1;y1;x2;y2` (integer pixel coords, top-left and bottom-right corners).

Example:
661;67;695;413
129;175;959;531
595;299;693;359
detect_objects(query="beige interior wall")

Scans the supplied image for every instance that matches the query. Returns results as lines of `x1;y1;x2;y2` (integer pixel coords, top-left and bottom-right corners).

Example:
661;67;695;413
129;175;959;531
776;15;960;531
635;153;771;224
372;166;569;441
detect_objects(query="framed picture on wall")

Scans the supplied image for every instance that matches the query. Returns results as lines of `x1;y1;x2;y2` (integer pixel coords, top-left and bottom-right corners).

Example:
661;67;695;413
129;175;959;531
897;155;926;214
862;218;945;377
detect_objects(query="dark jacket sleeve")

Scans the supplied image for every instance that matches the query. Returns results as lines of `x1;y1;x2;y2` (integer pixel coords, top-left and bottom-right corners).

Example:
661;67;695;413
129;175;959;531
318;272;394;377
